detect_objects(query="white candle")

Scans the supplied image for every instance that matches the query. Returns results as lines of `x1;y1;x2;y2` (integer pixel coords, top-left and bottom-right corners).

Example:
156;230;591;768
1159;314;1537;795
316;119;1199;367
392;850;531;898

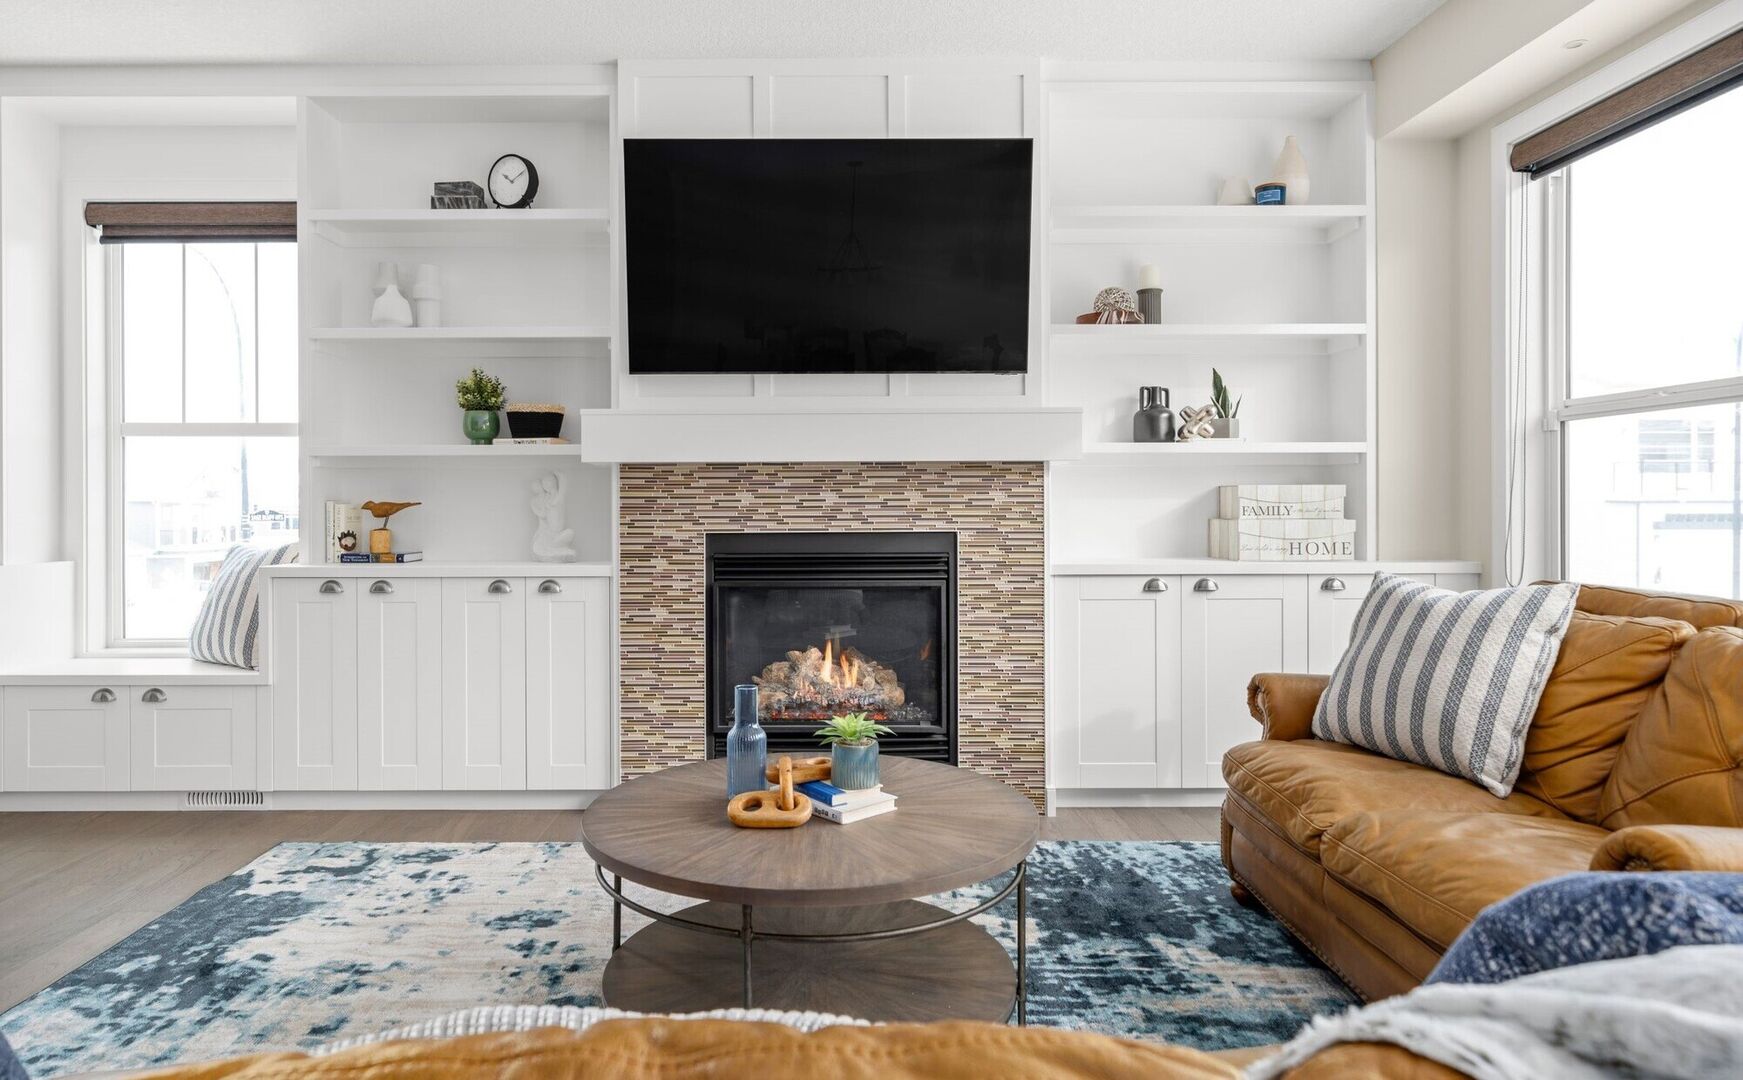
1137;264;1162;291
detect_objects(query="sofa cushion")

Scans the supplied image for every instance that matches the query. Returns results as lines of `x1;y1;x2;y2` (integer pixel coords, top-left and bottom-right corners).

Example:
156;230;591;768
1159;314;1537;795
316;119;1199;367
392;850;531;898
1572;583;1743;630
1601;625;1743;829
1319;811;1610;950
1515;611;1695;823
1310;574;1578;797
1222;739;1562;859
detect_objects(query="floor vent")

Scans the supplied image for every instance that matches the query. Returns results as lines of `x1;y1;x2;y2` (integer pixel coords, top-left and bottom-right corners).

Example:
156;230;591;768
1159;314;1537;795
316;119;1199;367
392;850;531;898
184;790;266;810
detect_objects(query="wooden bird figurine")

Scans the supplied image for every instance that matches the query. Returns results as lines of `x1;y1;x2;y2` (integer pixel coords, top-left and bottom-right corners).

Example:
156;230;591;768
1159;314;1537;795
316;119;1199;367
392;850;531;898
361;500;421;522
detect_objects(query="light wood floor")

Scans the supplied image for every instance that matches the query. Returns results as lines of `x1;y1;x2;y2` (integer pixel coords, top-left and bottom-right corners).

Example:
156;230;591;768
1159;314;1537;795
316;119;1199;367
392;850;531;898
0;806;1220;1013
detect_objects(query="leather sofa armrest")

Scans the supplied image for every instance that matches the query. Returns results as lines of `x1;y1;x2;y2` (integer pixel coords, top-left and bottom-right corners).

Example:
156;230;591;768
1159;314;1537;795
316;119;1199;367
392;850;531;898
1592;825;1743;872
1246;673;1330;741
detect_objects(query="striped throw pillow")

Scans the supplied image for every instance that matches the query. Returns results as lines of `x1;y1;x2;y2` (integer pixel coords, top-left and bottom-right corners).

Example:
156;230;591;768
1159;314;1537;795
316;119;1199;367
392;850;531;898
189;542;298;669
1311;573;1578;797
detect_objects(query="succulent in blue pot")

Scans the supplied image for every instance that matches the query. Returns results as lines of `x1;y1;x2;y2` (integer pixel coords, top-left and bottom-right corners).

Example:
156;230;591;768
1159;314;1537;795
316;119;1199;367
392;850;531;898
816;712;894;791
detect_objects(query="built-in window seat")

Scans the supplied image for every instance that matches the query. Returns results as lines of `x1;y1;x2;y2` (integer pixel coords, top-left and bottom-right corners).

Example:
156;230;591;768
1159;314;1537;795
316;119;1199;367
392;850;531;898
0;657;264;686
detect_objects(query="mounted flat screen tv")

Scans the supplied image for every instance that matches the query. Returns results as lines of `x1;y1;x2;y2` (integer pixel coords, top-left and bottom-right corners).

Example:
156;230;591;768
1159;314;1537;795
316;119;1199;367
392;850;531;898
624;138;1032;375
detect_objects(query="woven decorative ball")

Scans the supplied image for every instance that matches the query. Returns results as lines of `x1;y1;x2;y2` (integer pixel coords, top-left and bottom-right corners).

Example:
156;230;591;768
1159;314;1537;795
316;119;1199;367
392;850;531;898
1093;286;1138;314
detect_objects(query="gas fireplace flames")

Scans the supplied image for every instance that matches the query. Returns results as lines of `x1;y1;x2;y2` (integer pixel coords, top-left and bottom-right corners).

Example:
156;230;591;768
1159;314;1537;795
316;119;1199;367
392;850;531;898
752;637;922;722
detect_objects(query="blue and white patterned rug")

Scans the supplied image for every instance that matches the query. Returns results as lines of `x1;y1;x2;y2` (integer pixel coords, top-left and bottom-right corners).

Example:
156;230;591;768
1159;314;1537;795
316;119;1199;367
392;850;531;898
1;840;1354;1076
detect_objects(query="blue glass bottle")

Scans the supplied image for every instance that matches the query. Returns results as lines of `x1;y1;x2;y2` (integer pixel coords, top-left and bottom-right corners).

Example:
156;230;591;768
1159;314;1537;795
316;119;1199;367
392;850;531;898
725;684;767;798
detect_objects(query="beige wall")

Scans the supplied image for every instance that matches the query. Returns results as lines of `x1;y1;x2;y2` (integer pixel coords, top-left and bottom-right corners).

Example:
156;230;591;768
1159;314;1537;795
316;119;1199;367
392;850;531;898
1373;0;1729;576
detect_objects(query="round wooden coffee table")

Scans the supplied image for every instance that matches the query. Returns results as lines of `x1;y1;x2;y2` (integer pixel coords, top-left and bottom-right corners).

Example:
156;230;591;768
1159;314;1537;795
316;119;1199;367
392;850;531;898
580;757;1039;1023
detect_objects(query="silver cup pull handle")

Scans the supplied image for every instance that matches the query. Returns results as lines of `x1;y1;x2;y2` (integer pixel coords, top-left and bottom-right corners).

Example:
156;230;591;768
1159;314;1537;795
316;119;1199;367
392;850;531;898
1141;577;1167;593
1194;578;1219;593
369;580;394;595
1322;577;1347;592
318;579;344;595
91;688;116;704
141;688;167;704
538;579;562;594
488;579;513;595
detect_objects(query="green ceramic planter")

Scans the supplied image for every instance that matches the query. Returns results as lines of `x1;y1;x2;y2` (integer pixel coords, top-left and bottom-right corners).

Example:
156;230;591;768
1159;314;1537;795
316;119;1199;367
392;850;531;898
463;409;500;445
831;741;880;790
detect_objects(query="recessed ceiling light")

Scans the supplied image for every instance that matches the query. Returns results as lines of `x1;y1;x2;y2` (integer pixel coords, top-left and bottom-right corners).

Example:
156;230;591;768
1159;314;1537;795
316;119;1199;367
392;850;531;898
1564;38;1589;49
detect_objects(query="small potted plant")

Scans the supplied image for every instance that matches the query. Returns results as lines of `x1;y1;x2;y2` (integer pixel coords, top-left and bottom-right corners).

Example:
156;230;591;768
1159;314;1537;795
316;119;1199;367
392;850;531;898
456;367;507;445
1210;368;1242;439
815;712;894;791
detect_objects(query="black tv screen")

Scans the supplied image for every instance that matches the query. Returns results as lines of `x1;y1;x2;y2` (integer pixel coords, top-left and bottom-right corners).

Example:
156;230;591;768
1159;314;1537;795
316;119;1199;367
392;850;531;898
624;138;1032;375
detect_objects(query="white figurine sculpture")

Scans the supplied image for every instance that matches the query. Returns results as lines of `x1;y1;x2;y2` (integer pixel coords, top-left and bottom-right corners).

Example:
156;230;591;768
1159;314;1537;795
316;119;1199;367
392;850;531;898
530;473;578;562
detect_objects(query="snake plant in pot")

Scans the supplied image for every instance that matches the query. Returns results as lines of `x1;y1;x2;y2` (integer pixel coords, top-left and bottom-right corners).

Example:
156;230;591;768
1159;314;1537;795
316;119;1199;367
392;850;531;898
816;712;895;790
1210;368;1242;439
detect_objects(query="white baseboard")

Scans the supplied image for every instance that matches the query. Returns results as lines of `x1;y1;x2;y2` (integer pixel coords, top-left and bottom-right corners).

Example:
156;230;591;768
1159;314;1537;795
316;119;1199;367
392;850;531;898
0;790;604;812
1051;788;1227;808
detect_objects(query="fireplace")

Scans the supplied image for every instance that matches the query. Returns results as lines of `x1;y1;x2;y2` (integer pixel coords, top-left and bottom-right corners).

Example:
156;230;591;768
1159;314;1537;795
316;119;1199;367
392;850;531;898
705;532;956;763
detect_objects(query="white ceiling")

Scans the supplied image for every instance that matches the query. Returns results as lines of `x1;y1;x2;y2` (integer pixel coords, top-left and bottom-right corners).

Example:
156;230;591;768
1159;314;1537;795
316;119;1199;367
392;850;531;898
0;0;1447;66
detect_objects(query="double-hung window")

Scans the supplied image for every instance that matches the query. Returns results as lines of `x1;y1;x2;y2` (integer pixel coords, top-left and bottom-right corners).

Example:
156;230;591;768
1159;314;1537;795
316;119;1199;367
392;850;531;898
1549;82;1743;598
106;235;298;645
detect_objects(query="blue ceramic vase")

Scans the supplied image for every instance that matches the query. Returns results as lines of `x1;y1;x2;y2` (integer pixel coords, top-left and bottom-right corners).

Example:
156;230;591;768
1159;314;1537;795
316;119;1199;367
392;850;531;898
725;684;767;798
831;741;880;790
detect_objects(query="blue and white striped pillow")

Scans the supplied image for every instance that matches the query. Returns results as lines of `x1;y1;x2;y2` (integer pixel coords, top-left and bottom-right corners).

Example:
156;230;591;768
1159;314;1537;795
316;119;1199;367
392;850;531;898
189;542;298;669
1311;573;1578;797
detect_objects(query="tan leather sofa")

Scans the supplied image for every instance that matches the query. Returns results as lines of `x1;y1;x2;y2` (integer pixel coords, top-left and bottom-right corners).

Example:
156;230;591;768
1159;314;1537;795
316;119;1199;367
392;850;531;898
1222;583;1743;1001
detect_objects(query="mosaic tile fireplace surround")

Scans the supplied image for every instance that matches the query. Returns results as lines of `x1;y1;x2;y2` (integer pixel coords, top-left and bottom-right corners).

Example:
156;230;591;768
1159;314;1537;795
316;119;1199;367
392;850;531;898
618;462;1045;808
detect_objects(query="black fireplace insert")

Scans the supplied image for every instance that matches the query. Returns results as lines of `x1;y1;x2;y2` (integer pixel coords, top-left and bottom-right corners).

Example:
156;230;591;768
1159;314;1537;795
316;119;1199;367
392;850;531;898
705;532;957;763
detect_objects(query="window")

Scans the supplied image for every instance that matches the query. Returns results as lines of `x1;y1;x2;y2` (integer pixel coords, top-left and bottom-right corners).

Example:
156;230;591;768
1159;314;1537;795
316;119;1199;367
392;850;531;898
1555;84;1743;599
109;241;298;644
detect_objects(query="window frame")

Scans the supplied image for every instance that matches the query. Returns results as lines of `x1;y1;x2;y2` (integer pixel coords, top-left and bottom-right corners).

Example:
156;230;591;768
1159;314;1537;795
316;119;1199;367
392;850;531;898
1544;143;1743;589
100;240;298;651
1490;2;1743;587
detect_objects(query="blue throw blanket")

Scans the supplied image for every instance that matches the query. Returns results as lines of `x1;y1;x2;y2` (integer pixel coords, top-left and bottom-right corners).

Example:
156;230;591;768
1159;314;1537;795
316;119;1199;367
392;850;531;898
1428;871;1743;985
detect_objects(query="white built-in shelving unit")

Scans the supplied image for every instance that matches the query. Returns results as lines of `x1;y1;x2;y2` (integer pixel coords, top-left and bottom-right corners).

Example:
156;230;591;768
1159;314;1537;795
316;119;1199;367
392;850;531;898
296;86;618;566
1041;77;1377;562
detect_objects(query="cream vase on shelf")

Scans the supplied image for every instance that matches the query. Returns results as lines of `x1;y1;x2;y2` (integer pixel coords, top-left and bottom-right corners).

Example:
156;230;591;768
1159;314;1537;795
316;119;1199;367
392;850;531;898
1270;136;1309;205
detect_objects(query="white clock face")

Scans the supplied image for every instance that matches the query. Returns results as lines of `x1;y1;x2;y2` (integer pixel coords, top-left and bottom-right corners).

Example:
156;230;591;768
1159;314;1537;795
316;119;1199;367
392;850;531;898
490;156;531;206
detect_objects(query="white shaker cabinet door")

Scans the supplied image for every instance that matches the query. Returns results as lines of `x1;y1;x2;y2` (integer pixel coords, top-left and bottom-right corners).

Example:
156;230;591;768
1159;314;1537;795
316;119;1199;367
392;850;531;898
526;576;612;790
2;685;130;791
1180;574;1307;788
442;577;528;790
1050;576;1182;789
357;577;443;790
129;685;257;790
270;577;359;790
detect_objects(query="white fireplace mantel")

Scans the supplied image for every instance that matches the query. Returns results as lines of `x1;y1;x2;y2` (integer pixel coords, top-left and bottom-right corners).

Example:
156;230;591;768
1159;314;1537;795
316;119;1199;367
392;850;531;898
580;407;1085;464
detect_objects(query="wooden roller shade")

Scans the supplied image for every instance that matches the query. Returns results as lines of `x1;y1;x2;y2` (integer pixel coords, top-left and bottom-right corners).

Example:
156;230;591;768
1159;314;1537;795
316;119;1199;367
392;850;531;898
83;201;296;243
1511;27;1743;177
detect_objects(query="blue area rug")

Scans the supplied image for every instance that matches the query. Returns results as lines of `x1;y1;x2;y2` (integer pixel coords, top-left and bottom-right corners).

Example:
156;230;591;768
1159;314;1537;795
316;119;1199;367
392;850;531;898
1;840;1353;1076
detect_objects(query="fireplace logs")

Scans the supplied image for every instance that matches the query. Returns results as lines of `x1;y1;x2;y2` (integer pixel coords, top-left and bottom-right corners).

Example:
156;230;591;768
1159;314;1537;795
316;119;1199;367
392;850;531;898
752;638;908;721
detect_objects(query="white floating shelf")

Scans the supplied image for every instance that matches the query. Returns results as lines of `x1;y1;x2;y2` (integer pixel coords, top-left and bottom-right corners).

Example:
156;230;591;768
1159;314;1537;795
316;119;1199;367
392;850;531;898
308;443;587;462
1073;441;1367;464
1051;203;1368;242
304;208;610;247
309;325;613;357
1050;323;1367;350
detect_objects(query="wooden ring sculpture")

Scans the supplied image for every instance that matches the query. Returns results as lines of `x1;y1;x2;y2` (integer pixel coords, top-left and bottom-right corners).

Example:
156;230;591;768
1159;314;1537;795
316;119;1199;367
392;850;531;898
728;755;812;828
766;755;831;784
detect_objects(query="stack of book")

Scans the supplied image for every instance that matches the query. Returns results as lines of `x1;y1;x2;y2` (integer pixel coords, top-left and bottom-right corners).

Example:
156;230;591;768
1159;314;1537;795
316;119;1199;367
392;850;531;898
1209;484;1355;561
793;780;897;824
339;551;424;564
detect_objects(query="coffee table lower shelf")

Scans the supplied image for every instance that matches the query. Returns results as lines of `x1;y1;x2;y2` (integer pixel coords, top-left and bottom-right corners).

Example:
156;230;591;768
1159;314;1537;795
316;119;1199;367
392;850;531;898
597;864;1027;1024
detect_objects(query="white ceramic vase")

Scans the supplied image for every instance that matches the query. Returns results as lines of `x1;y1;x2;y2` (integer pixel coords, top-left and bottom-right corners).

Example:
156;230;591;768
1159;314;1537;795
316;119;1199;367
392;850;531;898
1270;136;1309;205
371;283;414;328
1216;176;1254;205
410;263;442;328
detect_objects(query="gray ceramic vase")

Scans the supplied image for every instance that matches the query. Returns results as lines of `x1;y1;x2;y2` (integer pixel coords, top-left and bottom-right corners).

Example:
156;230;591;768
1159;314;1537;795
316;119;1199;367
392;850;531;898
831;741;881;790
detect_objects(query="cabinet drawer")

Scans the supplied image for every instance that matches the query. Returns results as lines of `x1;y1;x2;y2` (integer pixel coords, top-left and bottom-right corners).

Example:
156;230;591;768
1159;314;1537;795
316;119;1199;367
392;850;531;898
130;685;257;790
2;685;130;792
